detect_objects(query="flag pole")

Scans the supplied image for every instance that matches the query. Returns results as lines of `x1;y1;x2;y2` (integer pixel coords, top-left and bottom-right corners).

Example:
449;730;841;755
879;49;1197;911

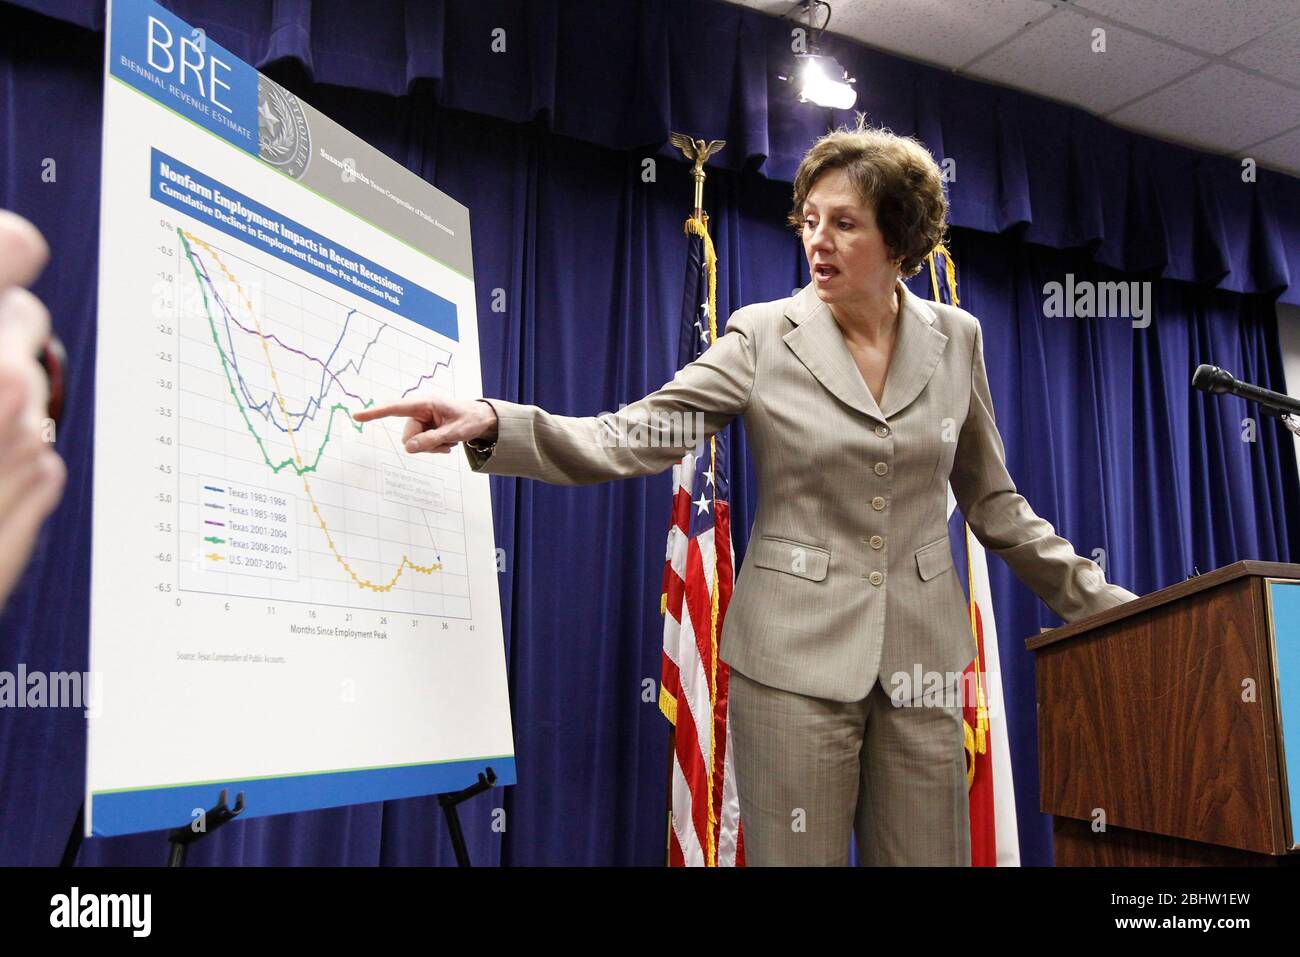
662;131;725;866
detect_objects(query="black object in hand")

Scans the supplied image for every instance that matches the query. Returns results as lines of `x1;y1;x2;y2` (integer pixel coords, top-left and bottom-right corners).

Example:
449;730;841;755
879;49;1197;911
37;335;65;426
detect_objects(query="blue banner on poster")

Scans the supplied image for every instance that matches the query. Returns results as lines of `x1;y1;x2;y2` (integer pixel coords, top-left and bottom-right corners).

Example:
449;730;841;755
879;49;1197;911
150;149;459;339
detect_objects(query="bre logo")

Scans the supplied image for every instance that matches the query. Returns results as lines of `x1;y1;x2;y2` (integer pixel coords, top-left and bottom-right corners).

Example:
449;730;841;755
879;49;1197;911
145;15;234;114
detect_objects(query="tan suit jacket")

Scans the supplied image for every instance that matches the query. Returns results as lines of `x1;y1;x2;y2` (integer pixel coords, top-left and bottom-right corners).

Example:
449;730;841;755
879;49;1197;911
465;280;1137;702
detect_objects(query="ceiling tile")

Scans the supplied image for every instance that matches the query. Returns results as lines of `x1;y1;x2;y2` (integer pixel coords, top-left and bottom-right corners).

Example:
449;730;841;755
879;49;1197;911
814;0;1050;69
1229;16;1300;88
1073;0;1300;56
1109;63;1300;152
722;0;1300;179
965;6;1205;114
1241;124;1300;177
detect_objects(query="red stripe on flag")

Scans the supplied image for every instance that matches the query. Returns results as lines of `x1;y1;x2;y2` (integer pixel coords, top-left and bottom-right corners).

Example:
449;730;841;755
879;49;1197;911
711;661;732;856
710;503;734;855
683;539;717;695
964;602;997;866
671;661;713;856
663;566;685;627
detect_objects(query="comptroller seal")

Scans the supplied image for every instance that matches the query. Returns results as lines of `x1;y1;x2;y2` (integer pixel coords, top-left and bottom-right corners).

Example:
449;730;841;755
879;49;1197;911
257;78;311;179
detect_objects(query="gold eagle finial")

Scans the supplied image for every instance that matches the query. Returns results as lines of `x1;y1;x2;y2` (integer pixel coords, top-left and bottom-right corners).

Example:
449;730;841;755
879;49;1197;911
670;133;726;218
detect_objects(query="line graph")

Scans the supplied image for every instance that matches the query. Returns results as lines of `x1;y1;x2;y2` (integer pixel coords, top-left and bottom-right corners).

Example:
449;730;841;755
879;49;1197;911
173;226;471;617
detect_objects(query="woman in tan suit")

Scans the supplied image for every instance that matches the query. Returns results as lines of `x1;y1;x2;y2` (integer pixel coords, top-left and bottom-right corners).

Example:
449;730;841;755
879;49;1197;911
355;121;1138;866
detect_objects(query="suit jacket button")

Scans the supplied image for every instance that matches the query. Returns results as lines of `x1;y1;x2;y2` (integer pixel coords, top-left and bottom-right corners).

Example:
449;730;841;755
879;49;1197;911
869;571;884;585
875;424;891;438
871;496;886;511
870;535;883;549
874;462;888;475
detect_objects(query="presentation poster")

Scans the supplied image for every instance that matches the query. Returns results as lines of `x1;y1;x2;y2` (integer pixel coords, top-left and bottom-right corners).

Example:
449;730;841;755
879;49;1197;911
87;0;514;836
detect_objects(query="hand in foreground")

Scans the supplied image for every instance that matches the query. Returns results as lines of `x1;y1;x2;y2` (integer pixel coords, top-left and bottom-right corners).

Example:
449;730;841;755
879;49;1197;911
0;211;67;607
352;395;499;454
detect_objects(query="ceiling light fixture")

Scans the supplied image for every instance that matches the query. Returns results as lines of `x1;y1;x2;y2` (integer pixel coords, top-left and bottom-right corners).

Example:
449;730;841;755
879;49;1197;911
779;1;857;110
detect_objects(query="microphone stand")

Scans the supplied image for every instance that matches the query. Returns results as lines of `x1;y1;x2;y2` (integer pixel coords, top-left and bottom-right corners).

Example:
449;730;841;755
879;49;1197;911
1192;363;1300;437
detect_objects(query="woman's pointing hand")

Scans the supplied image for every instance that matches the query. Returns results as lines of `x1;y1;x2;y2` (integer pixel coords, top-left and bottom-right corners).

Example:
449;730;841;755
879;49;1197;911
352;395;499;455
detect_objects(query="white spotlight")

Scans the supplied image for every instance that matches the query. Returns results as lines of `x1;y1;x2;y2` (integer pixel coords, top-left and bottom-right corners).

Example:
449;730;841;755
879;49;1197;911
795;54;857;110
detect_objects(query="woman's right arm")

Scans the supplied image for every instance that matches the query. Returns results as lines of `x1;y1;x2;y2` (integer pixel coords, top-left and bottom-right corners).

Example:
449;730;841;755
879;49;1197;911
949;319;1137;621
354;307;758;486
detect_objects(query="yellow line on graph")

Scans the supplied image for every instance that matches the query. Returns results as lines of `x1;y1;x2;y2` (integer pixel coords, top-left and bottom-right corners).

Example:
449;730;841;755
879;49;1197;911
184;230;442;593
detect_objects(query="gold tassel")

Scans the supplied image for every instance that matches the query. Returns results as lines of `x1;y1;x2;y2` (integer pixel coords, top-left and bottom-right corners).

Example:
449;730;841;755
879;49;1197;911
684;213;720;866
926;244;960;306
963;720;976;788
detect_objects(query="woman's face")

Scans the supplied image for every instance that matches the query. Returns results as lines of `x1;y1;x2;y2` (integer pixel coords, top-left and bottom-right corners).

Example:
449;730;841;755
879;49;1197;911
800;167;898;308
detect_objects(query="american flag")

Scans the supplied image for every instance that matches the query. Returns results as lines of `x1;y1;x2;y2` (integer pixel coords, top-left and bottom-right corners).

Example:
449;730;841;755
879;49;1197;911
658;215;745;866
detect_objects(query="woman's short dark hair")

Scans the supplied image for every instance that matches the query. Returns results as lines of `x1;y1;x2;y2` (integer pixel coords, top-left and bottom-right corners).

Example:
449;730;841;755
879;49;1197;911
788;118;949;278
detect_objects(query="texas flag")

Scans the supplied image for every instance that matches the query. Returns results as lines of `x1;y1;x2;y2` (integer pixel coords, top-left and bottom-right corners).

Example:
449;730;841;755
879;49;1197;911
948;490;1022;866
928;245;1021;866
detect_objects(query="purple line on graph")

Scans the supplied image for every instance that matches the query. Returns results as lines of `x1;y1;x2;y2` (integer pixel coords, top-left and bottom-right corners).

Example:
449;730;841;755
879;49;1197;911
189;245;451;417
193;253;378;411
204;520;226;527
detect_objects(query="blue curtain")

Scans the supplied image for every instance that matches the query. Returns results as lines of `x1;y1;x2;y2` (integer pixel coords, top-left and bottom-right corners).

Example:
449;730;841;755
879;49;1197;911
1;0;1297;866
939;229;1299;861
10;0;1300;304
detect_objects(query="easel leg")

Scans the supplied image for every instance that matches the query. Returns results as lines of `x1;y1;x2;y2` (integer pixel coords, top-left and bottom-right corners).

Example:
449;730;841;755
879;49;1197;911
60;801;85;867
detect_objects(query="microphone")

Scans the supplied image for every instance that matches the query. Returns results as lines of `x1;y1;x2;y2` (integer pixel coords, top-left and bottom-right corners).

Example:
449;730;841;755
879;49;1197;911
1191;364;1300;417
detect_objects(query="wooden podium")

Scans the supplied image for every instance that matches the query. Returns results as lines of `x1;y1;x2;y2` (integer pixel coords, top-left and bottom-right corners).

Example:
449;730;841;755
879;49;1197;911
1026;560;1300;866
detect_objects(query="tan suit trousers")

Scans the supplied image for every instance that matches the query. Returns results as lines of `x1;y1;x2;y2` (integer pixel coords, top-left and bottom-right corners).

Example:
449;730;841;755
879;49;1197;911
729;667;972;866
